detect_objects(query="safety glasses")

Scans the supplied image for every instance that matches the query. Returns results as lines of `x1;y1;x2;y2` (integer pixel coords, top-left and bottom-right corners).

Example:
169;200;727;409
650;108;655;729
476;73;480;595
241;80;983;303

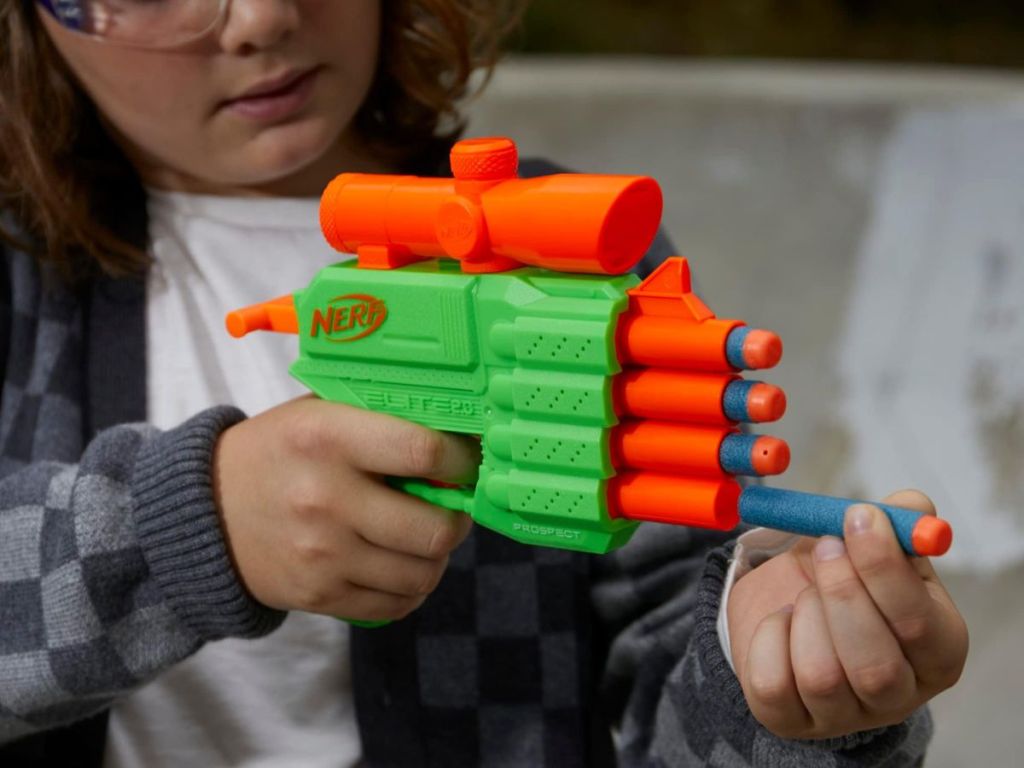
36;0;229;49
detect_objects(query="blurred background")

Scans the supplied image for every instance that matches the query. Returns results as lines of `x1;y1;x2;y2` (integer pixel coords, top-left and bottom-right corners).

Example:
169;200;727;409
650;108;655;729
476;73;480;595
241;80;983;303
467;2;1023;765
516;0;1024;67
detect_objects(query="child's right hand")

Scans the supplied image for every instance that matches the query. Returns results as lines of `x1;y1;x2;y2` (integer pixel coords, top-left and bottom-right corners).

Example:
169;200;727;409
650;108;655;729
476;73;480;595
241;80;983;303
212;396;479;623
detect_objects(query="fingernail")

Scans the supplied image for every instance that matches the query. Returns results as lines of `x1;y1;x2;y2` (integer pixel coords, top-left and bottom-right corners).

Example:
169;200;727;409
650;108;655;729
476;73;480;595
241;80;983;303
847;504;875;535
815;536;846;562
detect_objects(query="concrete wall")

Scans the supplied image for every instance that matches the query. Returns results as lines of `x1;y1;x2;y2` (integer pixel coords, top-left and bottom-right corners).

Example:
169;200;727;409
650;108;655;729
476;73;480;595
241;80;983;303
467;58;1024;766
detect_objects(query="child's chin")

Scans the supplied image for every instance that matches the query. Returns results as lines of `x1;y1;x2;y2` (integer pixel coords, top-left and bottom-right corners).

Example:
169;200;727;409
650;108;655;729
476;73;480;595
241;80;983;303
232;128;342;188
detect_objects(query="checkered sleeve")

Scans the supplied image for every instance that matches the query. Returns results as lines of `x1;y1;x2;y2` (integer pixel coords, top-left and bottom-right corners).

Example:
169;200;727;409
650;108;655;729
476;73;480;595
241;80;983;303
591;525;933;767
0;406;286;745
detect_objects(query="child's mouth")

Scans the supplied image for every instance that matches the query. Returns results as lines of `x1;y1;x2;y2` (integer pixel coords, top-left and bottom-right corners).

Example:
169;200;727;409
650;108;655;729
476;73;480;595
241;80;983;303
222;66;322;123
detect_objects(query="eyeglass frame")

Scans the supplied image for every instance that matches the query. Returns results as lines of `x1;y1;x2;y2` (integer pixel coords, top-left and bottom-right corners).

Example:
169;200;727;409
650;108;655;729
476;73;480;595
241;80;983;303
34;0;232;50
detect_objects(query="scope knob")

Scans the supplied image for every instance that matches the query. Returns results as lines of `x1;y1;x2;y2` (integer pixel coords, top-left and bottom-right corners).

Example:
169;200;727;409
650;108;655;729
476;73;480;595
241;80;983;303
450;137;519;181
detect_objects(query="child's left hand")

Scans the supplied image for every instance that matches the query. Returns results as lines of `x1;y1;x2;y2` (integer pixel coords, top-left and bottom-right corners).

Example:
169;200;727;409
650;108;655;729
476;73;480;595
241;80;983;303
726;490;968;740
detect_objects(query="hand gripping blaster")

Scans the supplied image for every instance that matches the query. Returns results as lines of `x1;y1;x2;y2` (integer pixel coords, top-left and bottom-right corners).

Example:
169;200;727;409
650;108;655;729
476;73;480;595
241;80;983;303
227;137;952;558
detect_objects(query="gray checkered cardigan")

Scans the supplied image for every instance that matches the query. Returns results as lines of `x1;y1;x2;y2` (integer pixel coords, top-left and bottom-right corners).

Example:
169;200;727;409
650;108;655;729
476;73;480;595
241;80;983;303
0;183;932;766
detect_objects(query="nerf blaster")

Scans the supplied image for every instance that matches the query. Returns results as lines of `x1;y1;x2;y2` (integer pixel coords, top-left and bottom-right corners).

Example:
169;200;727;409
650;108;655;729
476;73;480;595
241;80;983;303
226;137;952;559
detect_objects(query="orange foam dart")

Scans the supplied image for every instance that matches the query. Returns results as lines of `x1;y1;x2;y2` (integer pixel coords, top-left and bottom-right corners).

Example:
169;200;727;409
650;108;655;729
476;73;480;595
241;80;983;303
614;370;787;425
319;137;663;275
225;295;299;338
607;473;741;530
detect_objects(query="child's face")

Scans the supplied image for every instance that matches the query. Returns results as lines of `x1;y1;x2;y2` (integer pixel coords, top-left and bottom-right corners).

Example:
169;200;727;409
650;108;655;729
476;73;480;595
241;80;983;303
40;0;383;196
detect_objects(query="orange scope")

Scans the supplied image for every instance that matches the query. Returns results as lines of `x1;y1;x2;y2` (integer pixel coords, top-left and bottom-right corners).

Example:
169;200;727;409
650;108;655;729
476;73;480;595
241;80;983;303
319;137;664;275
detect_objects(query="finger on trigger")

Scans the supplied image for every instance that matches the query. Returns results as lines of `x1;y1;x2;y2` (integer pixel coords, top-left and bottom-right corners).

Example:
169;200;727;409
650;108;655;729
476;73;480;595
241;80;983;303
400;424;481;484
336;405;482;483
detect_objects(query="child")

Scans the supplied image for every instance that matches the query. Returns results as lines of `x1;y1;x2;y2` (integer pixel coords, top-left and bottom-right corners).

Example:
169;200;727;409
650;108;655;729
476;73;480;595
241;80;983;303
0;1;966;766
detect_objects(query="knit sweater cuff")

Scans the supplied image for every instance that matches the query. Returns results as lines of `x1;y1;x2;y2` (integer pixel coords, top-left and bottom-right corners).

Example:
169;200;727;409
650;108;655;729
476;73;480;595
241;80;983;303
131;406;286;641
693;544;893;753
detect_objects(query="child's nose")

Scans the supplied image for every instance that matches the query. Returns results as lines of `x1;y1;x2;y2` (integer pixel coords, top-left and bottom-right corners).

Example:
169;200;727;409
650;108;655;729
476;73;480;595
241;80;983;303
218;0;301;53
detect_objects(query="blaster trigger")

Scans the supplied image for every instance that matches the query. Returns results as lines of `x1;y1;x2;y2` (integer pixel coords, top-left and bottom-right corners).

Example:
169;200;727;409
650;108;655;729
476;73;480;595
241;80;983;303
389;478;475;515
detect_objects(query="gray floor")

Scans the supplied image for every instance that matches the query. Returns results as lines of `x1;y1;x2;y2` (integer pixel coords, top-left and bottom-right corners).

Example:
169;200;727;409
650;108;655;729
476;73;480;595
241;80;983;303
468;59;1024;766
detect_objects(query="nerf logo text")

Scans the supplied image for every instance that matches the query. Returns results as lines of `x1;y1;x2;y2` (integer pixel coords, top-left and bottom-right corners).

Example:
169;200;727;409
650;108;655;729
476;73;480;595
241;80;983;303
310;293;386;343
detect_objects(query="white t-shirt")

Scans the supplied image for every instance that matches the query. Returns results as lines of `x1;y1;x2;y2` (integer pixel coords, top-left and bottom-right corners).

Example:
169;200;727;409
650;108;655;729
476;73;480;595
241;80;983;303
104;189;363;768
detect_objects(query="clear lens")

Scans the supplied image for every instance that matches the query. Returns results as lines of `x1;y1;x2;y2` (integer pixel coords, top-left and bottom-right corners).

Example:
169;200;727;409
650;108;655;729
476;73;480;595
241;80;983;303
49;0;224;48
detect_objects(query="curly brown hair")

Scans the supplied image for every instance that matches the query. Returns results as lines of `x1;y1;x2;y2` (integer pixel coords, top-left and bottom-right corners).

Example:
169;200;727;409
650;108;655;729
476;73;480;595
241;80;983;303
0;0;526;278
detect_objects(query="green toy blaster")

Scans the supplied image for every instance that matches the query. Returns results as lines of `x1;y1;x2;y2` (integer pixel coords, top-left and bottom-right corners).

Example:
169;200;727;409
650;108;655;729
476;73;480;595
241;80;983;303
226;137;952;562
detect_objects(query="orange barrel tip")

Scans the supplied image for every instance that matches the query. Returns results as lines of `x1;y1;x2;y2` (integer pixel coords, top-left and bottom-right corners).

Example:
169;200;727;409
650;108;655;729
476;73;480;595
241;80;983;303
726;327;783;371
224;295;299;338
912;515;953;557
225;307;264;338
